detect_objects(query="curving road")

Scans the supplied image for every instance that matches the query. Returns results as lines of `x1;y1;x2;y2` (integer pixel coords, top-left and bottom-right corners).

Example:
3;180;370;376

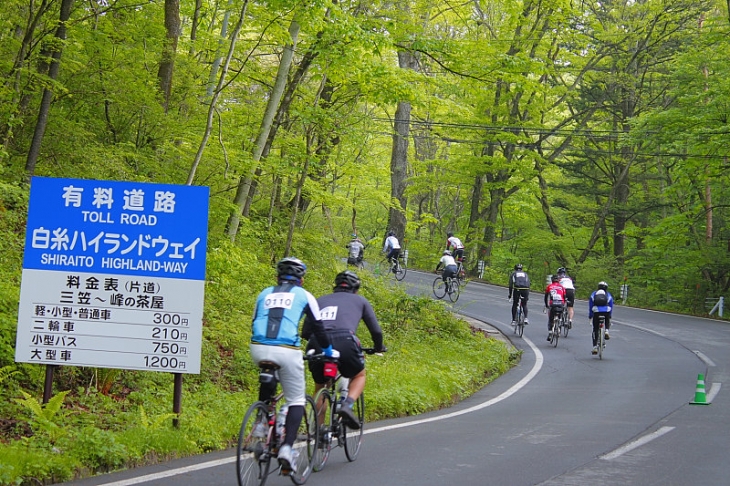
60;271;730;486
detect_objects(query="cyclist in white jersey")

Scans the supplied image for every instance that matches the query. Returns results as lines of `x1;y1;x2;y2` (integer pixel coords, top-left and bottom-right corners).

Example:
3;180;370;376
445;232;465;261
557;267;575;326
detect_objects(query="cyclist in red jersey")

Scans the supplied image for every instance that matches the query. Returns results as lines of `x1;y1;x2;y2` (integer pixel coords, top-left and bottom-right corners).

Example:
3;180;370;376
544;275;566;341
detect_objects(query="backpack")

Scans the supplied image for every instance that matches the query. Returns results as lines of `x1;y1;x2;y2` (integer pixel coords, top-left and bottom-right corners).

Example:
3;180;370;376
593;289;608;306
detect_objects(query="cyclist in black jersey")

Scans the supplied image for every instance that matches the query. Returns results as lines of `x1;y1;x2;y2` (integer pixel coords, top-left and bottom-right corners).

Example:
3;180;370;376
302;271;386;429
508;263;531;326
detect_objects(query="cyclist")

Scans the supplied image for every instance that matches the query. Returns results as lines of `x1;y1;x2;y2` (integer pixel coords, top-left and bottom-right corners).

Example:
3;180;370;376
445;232;465;262
508;263;531;326
556;267;575;327
346;234;365;267
544;274;567;341
435;250;458;290
588;281;614;355
302;271;386;429
382;231;401;268
250;257;338;473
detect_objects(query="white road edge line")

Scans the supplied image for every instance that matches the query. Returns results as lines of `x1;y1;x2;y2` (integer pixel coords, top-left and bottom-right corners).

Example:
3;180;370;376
707;382;722;403
693;350;716;367
600;426;675;461
98;337;545;486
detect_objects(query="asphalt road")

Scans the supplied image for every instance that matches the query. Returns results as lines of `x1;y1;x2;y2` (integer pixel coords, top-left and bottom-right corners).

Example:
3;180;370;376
59;271;729;486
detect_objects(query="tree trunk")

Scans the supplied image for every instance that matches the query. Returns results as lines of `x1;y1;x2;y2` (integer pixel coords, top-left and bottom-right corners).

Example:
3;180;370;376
387;49;418;240
25;0;73;178
226;20;300;241
157;0;180;113
187;0;249;185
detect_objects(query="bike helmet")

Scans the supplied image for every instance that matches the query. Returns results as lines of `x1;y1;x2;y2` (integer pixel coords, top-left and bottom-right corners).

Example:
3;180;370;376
557;267;566;275
514;263;523;271
443;250;452;256
276;257;307;279
387;231;395;237
551;274;560;282
334;270;361;292
597;281;608;290
447;232;453;237
351;233;358;239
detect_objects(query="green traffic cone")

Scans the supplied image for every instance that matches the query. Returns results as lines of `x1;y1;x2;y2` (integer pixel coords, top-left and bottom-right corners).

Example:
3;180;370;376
690;373;711;405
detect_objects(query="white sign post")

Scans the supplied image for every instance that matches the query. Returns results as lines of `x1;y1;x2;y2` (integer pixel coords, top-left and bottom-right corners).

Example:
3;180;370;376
16;177;209;412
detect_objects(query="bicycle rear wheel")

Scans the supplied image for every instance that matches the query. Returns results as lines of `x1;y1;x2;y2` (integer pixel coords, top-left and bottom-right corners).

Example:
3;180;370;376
343;394;364;461
237;402;270;486
394;261;407;281
550;320;559;347
562;313;569;337
289;395;317;485
598;324;605;360
311;389;333;472
447;279;460;302
432;277;446;299
517;310;524;338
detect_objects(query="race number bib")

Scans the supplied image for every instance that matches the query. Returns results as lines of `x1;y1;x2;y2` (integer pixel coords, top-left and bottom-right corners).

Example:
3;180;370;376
320;306;338;321
264;292;295;309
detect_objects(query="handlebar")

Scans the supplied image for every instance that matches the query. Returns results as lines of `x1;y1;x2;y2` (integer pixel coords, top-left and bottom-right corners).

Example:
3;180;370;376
304;347;385;362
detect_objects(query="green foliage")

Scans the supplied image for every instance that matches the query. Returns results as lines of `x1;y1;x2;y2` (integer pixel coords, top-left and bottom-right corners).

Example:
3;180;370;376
14;390;70;443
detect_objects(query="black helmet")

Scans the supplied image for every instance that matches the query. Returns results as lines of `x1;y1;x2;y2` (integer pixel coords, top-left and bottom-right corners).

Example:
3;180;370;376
276;257;307;279
557;267;566;275
551;274;560;282
334;270;361;292
387;231;395;237
447;232;453;237
597;281;608;290
514;263;523;271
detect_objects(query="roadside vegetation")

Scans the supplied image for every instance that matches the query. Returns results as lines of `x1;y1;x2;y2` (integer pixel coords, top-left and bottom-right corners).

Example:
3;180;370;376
0;197;516;485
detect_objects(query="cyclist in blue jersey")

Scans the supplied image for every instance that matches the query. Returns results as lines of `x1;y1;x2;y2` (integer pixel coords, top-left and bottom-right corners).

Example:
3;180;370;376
588;281;614;355
302;270;386;429
250;257;337;473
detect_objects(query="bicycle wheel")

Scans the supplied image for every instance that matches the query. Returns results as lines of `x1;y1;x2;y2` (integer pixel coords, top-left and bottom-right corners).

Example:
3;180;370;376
550;319;559;347
394;261;407;281
517;310;524;338
598;324;605;360
447;279;460;302
562;313;569;337
432;277;447;299
343;393;364;461
311;389;333;472
289;395;317;485
237;402;270;486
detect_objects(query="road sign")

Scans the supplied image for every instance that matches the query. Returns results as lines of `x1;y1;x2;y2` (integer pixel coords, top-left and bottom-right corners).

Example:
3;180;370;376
15;177;209;374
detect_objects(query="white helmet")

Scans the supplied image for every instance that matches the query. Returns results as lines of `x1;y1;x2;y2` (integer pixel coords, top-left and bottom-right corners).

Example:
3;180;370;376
443;250;452;256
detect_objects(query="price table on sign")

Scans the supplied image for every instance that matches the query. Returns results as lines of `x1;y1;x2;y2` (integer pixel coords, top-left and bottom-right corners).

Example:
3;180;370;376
15;177;209;374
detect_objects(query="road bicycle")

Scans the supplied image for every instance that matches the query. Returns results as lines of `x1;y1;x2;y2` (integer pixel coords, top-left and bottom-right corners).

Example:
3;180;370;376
548;307;563;347
375;254;406;281
308;348;378;471
455;257;467;287
512;295;527;338
236;361;318;486
559;305;570;337
593;315;607;359
432;273;460;303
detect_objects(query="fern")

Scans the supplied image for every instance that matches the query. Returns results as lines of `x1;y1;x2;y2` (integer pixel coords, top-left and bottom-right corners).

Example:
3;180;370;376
0;364;18;384
14;390;70;442
137;405;177;430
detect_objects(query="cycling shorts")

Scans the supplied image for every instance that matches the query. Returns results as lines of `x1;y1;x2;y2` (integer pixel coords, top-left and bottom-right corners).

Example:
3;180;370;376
564;288;575;307
306;331;365;384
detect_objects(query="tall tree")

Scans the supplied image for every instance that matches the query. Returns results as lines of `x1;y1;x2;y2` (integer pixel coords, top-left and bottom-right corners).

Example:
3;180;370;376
158;0;180;113
25;0;73;177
